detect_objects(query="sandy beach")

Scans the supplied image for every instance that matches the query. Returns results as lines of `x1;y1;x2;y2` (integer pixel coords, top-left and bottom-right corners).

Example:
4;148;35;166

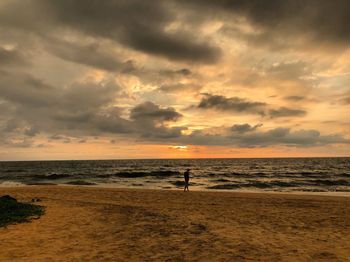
0;186;349;261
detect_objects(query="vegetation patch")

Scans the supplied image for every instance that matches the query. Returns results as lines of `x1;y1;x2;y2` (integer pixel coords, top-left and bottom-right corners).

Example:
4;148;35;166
0;195;44;227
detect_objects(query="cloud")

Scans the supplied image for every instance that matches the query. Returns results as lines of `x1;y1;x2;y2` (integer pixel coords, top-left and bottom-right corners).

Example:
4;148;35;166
231;123;262;133
339;97;350;105
0;0;221;64
125;66;196;87
130;101;182;122
284;96;305;101
186;0;350;47
24;126;39;137
178;126;350;147
0;70;56;107
2;118;20;133
123;29;221;63
46;39;124;71
0;51;189;141
128;101;185;139
0;70;185;142
0;71;125;136
195;94;308;119
269;107;307;118
197;94;266;115
0;47;29;67
230;128;349;147
158;83;202;93
266;61;311;80
1;0;349;156
48;134;66;140
93;113;134;134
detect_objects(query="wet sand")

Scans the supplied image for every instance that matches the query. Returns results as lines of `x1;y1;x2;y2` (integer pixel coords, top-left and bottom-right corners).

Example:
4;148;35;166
0;186;349;261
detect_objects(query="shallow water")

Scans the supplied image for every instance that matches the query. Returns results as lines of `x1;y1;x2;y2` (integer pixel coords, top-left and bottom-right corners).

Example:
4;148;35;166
0;158;350;194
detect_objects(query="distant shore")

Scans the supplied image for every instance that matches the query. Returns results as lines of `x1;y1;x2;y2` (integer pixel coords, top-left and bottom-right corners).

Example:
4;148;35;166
1;186;350;261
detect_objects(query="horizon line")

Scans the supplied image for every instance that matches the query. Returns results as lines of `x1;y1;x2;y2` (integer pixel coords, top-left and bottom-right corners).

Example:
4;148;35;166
1;156;350;162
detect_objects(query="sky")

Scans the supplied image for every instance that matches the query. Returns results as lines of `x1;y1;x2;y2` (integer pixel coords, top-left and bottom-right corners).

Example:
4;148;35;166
0;0;350;160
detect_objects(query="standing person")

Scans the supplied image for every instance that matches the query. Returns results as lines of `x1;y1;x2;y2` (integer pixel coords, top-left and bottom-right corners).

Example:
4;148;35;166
184;169;190;192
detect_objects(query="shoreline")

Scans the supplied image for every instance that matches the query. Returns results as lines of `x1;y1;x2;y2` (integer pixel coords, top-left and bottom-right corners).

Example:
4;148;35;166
1;184;350;198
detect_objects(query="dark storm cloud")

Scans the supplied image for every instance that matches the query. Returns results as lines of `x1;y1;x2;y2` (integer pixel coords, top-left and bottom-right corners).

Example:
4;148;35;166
269;107;307;118
130;102;182;122
123;30;220;63
2;0;349;69
231;123;262;134
0;0;221;64
197;94;266;115
186;0;350;46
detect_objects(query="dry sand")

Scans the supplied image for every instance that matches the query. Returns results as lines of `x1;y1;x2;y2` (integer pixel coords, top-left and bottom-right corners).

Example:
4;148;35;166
0;186;349;262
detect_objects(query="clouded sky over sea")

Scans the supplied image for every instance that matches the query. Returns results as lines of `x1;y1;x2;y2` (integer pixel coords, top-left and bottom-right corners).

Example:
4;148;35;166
0;0;349;160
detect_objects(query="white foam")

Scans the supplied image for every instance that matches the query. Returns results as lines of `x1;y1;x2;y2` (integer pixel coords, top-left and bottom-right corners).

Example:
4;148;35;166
0;181;25;187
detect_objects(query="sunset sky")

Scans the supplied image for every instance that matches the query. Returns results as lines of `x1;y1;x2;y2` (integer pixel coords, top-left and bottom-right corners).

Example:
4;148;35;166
0;0;350;160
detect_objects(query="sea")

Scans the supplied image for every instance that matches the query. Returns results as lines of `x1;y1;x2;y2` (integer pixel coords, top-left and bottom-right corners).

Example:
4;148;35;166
1;158;350;195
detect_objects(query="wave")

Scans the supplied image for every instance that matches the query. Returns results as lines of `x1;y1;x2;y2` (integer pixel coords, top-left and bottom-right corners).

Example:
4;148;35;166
207;184;240;190
113;170;180;178
208;180;305;190
212;179;231;182
207;172;265;178
2;169;27;173
25;182;57;186
33;173;72;180
2;170;182;181
206;178;350;191
308;179;350;186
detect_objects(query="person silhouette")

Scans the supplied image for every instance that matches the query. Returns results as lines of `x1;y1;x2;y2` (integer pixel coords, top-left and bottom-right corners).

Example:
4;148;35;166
184;169;190;192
